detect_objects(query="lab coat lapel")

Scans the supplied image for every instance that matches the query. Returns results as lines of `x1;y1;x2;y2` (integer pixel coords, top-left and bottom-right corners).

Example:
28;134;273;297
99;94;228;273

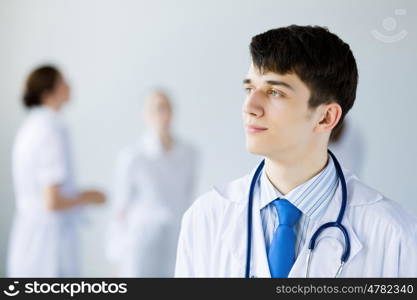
289;179;363;277
243;166;271;278
219;196;271;278
250;200;272;277
219;164;271;278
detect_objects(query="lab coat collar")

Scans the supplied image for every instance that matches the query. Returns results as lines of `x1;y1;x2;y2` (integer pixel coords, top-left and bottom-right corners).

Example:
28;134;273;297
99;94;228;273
214;160;383;207
32;104;57;113
31;105;62;122
216;161;367;277
28;105;69;137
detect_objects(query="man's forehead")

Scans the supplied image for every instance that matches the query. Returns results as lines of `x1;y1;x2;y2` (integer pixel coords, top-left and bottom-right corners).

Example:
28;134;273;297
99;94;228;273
246;64;297;83
245;64;311;99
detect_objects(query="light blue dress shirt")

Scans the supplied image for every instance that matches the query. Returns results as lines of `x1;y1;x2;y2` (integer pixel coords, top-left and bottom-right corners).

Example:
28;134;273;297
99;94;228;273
258;155;339;256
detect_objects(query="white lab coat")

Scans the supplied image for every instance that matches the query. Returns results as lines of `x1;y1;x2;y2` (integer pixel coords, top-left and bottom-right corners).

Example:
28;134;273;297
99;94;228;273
175;164;417;277
106;131;197;277
7;106;83;277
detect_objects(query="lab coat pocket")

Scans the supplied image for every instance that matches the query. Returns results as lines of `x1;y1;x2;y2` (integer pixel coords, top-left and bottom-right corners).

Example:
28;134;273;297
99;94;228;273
308;230;345;277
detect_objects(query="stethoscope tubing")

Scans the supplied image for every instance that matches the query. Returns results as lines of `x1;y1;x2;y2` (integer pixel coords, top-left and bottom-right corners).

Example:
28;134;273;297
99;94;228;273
245;150;350;278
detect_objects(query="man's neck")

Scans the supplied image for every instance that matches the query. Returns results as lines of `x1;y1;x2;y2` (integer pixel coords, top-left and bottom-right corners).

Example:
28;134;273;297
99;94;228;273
264;147;328;195
42;100;62;112
159;131;173;153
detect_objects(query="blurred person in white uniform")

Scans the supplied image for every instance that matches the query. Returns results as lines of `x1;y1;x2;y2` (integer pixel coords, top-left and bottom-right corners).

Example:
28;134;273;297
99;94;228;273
106;90;198;277
7;65;106;277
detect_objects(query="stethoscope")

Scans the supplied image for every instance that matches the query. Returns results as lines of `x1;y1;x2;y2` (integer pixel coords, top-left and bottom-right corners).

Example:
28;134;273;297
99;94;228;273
245;149;350;278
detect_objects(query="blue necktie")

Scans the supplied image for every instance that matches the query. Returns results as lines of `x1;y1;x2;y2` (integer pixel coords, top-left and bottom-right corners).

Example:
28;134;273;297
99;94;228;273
268;198;302;278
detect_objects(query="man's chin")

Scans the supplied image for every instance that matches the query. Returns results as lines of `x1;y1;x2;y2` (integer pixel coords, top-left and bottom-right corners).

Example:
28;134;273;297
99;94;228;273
245;143;266;156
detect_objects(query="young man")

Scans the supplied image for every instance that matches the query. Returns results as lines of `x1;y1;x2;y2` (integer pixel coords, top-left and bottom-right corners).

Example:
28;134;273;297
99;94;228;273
175;25;417;277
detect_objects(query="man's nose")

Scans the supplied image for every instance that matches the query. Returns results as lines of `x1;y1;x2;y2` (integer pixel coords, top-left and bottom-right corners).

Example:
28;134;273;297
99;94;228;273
243;90;264;118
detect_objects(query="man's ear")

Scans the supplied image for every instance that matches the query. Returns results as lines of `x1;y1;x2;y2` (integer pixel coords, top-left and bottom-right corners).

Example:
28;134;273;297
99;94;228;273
316;102;342;133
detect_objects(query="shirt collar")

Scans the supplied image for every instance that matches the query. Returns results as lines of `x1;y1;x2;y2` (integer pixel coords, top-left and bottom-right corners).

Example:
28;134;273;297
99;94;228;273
31;105;65;128
141;129;178;158
259;154;338;218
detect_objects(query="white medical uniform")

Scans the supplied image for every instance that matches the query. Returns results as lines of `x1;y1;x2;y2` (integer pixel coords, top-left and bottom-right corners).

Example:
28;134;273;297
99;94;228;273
106;131;197;277
7;105;82;277
175;164;417;277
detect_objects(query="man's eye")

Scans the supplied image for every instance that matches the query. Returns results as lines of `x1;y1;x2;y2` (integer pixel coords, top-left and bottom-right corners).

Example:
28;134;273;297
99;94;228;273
244;87;253;94
269;89;282;97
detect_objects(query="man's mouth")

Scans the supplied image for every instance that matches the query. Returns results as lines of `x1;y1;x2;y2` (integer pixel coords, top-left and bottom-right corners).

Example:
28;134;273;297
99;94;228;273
246;124;268;134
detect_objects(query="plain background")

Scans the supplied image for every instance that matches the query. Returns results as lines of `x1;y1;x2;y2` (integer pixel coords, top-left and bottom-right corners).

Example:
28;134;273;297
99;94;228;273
0;0;416;276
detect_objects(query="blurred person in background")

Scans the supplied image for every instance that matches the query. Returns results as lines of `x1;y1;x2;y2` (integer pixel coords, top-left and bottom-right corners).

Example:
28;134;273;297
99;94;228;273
329;117;366;177
106;90;198;277
7;65;106;277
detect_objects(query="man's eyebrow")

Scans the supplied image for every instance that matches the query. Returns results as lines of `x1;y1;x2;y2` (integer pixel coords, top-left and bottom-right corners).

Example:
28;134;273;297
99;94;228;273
243;78;295;91
265;80;294;91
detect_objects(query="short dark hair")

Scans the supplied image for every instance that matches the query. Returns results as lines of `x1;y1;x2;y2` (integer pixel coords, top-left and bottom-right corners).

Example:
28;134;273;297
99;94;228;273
23;65;61;108
250;25;358;130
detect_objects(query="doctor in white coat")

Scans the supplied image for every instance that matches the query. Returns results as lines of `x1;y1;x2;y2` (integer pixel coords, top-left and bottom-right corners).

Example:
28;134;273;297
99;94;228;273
106;90;197;277
8;65;106;277
175;25;417;277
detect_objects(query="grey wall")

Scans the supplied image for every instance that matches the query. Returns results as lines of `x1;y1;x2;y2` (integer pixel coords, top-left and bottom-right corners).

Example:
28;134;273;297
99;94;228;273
1;0;416;276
